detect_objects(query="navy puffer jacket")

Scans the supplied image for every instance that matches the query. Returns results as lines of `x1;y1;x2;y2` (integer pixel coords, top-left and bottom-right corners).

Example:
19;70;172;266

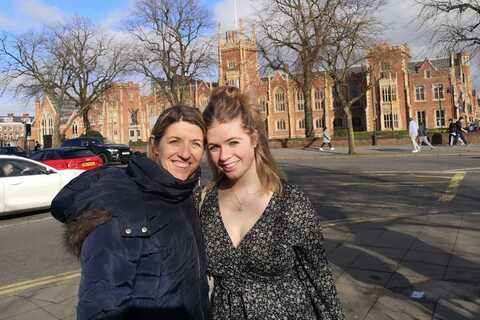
51;156;208;320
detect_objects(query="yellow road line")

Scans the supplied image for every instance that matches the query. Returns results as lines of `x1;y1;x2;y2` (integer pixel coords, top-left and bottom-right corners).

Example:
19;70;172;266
0;270;80;296
439;172;465;202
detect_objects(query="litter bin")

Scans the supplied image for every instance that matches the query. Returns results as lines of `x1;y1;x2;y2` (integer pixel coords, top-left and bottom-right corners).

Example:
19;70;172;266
371;133;378;146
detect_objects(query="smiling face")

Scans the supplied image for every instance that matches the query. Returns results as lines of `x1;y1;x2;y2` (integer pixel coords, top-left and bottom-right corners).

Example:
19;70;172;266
153;121;204;181
206;116;257;182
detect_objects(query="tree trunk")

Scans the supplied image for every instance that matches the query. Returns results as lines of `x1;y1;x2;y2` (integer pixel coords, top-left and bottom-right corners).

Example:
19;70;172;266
52;111;63;148
344;105;356;154
303;82;314;138
82;111;91;133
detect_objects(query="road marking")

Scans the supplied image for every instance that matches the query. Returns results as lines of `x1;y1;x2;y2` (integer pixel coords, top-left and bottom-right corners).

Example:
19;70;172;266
0;216;53;230
0;270;80;296
319;201;417;209
336;181;445;186
446;167;480;173
439;172;465;202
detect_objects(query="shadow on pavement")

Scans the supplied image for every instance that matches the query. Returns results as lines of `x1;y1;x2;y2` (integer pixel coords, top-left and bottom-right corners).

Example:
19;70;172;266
283;164;480;319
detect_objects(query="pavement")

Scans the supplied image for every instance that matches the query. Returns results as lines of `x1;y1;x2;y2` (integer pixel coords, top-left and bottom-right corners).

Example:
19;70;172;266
0;144;479;319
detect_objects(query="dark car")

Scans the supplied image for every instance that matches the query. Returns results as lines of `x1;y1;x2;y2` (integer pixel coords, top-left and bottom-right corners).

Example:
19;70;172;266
0;146;28;158
60;137;131;164
30;148;103;171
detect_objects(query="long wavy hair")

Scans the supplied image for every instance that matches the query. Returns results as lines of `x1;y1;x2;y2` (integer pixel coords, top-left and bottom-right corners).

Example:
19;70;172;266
203;86;284;193
147;105;206;164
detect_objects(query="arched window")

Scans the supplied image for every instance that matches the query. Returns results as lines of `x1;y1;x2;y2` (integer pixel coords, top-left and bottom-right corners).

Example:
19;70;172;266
296;90;304;111
199;95;208;111
275;88;285;112
258;96;267;113
314;88;324;111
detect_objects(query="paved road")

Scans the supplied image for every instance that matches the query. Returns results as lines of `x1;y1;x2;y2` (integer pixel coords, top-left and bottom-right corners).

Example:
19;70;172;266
0;147;479;319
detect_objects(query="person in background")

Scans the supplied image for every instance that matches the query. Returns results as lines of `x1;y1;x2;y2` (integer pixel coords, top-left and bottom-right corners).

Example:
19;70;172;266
199;86;345;320
448;119;457;146
34;141;41;151
408;117;420;153
456;117;468;145
418;123;434;150
319;127;335;151
51;105;208;320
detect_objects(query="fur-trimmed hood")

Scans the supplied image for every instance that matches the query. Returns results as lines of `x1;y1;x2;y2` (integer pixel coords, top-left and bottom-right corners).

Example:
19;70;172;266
64;209;112;257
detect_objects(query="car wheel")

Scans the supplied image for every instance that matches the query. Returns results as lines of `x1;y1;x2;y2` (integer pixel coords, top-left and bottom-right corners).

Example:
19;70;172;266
99;153;109;165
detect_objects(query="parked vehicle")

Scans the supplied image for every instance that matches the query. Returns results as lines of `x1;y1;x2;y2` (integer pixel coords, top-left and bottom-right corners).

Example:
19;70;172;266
0;155;84;215
61;137;131;164
30;148;103;171
0;146;28;158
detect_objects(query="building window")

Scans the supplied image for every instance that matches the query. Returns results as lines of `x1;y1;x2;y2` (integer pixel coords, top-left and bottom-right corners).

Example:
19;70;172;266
333;118;344;128
415;86;425;101
381;85;397;103
296;90;304;111
433;84;444;100
425;69;431;79
227;60;236;70
436;109;445;127
72;124;78;135
136;130;141;137
258;97;267;113
417;111;426;126
315;118;324;129
314;88;324;111
275;88;285;112
297;118;305;129
199;96;208;111
226;78;239;88
383;113;399;129
276;119;286;131
130;130;134;137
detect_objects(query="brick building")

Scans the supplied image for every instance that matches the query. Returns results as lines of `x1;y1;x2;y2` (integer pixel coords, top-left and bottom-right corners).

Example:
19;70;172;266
32;23;477;145
0;113;33;147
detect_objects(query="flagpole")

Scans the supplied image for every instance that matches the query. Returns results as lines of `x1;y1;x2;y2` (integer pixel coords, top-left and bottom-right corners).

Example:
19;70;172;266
234;0;238;29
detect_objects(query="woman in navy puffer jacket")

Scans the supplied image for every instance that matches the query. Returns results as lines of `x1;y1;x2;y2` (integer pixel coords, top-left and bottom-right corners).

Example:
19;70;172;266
51;105;208;320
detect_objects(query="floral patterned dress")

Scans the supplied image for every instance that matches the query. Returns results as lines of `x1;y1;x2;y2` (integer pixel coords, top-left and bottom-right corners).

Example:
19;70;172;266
199;182;345;320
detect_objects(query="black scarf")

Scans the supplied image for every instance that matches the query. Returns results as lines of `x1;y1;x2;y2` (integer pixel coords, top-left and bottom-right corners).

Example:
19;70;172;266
126;155;200;203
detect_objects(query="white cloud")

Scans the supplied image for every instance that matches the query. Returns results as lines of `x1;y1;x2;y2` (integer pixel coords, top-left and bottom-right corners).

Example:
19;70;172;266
0;0;66;32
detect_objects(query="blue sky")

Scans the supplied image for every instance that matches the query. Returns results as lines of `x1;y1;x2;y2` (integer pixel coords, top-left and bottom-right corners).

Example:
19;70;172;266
0;0;478;115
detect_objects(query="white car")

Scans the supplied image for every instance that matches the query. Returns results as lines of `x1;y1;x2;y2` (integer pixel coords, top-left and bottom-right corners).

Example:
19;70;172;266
0;155;84;215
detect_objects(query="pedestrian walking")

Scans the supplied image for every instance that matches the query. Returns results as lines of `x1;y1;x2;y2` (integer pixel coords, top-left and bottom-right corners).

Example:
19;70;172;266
456;117;468;145
418;124;434;150
34;141;41;151
448;119;457;146
408;117;420;153
51;105;208;320
319;127;335;151
199;86;345;320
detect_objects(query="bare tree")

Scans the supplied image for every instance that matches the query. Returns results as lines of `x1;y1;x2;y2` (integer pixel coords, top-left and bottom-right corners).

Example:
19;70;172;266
127;0;215;105
319;0;385;154
416;0;480;53
0;17;132;146
57;17;132;130
0;30;73;147
256;0;340;138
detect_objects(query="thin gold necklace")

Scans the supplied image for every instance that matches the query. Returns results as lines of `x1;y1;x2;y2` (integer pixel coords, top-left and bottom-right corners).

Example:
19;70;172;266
230;187;260;212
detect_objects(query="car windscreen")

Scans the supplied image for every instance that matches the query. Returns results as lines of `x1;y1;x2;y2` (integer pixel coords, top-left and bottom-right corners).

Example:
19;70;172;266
59;149;95;159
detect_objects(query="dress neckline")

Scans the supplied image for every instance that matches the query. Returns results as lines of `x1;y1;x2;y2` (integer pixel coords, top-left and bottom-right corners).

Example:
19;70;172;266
213;186;278;251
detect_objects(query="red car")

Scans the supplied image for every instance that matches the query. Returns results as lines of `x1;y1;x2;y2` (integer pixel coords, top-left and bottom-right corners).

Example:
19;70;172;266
30;148;103;171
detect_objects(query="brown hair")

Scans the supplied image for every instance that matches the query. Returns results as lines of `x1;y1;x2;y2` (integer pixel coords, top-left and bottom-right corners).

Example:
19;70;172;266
203;86;284;192
148;104;206;163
